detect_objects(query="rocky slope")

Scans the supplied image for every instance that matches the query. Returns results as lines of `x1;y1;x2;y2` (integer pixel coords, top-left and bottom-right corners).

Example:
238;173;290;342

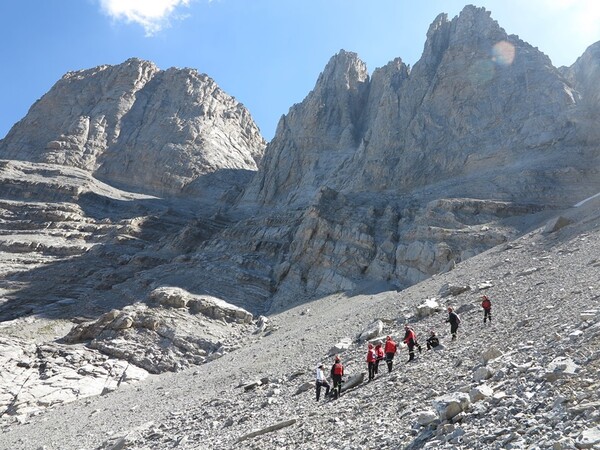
1;188;599;450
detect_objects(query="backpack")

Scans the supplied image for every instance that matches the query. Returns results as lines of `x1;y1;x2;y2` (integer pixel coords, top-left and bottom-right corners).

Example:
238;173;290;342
333;363;343;376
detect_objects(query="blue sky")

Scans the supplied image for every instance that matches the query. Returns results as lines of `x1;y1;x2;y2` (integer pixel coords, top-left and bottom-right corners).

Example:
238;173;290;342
1;0;600;142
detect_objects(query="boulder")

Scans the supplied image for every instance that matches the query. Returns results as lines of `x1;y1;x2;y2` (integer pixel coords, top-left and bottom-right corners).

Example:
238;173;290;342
415;298;442;318
109;314;134;330
150;287;189;308
480;346;503;364
236;419;297;443
473;366;493;382
569;330;584;340
188;296;253;324
543;357;578;382
433;392;471;421
358;320;384;342
543;216;572;234
575;426;600;449
438;283;470;298
416;409;438;426
328;338;352;355
553;437;576;450
294;382;313;395
340;372;365;393
469;384;493;402
150;287;253;324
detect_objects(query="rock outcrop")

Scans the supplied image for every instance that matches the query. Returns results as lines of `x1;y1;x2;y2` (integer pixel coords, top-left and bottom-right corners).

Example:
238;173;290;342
64;288;256;374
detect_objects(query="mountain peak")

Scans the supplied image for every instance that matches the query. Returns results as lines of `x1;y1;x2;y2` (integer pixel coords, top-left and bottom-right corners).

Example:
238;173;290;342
315;49;369;91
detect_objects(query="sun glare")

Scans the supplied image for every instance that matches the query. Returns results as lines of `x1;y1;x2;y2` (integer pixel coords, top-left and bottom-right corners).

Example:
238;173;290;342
492;41;516;66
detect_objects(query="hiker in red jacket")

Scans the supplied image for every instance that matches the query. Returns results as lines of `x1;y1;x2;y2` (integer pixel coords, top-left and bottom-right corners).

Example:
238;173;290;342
481;295;492;325
374;342;385;375
384;335;397;373
403;325;421;362
366;343;377;381
330;356;344;398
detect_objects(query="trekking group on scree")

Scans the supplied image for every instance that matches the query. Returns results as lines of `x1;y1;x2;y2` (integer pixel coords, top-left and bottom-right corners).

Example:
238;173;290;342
315;294;493;401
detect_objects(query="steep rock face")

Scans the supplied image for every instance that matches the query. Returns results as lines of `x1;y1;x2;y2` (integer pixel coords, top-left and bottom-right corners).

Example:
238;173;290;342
234;5;600;309
0;58;265;199
356;6;578;196
561;41;600;147
240;50;369;209
245;6;583;208
0;59;159;169
95;67;265;198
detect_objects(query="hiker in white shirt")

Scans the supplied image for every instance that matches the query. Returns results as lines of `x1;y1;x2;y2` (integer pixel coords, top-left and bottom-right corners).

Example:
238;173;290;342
315;364;330;401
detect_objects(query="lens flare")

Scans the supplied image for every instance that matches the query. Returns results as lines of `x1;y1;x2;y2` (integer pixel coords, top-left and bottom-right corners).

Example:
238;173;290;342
492;41;516;66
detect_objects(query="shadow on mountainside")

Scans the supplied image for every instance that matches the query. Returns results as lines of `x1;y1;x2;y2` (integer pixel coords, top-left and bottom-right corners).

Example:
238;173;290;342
0;170;254;325
2;157;599;336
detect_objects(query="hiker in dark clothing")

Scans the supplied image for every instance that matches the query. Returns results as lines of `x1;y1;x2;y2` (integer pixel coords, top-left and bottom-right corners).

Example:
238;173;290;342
403;325;421;362
481;295;492;324
446;307;461;340
315;364;330;401
330;356;344;398
384;335;397;373
426;330;440;350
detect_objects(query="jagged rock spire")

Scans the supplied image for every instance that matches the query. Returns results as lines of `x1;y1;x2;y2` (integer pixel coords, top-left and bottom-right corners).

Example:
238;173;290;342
240;50;369;208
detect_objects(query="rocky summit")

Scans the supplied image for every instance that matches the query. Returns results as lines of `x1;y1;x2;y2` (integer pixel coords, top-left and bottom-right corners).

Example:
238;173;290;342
0;4;600;450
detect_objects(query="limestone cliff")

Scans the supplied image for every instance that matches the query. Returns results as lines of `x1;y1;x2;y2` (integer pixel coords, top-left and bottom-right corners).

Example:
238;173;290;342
243;6;589;210
235;5;600;310
0;58;266;199
1;6;600;320
239;49;369;209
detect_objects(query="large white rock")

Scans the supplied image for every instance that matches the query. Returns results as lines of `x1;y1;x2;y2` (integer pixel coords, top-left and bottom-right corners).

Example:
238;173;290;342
358;320;384;342
415;298;441;318
328;338;353;355
416;409;439;426
576;426;600;449
469;384;494;402
433;392;471;421
544;357;578;382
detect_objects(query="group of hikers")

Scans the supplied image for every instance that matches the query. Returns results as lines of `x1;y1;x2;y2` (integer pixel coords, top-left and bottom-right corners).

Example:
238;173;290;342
315;295;493;401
